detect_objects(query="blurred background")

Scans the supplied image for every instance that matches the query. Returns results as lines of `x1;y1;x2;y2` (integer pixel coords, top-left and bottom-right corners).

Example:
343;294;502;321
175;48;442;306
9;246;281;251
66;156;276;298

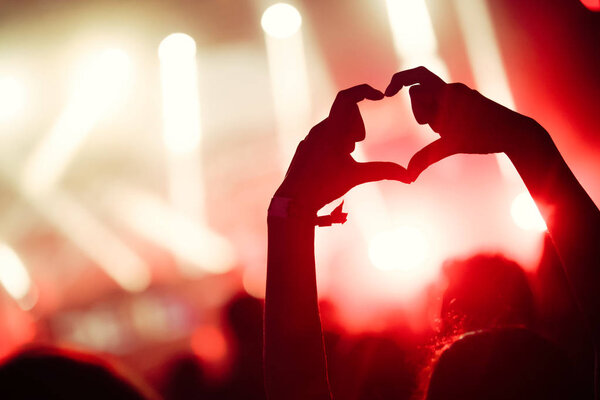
0;0;598;393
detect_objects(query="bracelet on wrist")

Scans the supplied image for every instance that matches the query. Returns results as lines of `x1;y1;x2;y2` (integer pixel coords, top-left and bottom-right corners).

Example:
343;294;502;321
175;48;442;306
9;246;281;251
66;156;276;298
267;197;347;227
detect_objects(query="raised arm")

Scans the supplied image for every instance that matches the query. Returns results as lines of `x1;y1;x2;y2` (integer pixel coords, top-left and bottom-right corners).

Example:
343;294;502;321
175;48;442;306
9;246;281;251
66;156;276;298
264;85;409;400
387;66;600;343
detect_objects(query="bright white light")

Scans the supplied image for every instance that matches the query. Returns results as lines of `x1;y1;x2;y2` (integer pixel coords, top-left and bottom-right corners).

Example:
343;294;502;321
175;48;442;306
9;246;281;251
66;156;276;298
159;33;201;154
0;76;26;122
385;0;438;57
263;7;310;167
368;226;429;271
511;192;547;231
453;0;514;109
261;3;302;39
158;33;197;60
70;48;132;115
21;48;132;196
0;244;32;300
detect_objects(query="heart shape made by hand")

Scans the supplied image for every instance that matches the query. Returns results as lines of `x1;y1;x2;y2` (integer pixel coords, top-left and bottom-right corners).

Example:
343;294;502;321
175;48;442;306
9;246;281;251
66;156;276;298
276;66;528;215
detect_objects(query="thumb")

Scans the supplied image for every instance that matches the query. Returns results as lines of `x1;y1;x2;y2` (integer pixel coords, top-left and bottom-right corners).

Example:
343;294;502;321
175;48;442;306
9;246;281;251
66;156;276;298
407;139;456;181
352;161;411;186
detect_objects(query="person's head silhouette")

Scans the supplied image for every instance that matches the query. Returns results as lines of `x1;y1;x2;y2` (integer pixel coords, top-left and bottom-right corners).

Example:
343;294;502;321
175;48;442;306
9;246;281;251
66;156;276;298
426;327;577;400
0;346;156;400
440;254;535;335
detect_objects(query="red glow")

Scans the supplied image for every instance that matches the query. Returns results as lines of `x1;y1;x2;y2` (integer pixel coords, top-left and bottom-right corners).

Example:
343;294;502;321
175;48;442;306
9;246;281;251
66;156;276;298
580;0;600;11
191;325;227;363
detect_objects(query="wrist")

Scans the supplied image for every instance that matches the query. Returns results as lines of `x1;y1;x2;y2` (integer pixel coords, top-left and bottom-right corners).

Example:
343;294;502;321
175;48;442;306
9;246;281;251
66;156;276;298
268;196;318;223
268;196;348;227
504;117;552;160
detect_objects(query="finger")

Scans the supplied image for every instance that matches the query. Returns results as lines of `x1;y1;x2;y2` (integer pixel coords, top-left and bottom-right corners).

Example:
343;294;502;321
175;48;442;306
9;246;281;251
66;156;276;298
409;84;438;125
384;66;445;97
332;84;384;114
407;139;456;181
352;161;411;186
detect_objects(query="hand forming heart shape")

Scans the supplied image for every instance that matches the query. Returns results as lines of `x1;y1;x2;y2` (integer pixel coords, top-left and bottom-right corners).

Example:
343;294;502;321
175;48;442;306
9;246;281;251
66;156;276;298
274;66;534;214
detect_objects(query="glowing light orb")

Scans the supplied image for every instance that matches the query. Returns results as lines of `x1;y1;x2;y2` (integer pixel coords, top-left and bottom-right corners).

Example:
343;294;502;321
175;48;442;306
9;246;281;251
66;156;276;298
511;192;547;231
261;3;302;39
0;76;26;122
158;33;197;60
368;226;429;271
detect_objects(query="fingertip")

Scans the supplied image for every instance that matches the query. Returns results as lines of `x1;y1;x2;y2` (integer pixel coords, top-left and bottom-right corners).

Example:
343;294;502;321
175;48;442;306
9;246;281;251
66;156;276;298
384;86;400;97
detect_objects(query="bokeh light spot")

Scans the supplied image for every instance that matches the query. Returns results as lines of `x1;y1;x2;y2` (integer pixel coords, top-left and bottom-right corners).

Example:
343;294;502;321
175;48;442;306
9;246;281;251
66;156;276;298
261;3;302;39
368;226;429;271
158;33;197;60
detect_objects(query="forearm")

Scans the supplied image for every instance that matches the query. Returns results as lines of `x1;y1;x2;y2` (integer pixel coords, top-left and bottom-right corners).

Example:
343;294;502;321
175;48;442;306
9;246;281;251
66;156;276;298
506;119;600;337
264;217;331;400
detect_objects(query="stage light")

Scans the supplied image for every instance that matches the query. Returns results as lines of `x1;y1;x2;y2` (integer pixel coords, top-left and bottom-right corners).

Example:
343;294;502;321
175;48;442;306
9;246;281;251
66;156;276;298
261;3;302;39
385;0;437;57
159;33;201;154
21;47;132;196
368;226;429;271
0;76;26;122
511;191;547;231
0;244;32;302
262;4;310;167
158;33;197;60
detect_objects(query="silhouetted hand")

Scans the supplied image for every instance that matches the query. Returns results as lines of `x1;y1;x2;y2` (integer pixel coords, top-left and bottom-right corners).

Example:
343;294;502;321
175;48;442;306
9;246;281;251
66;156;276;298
275;84;410;212
384;66;534;180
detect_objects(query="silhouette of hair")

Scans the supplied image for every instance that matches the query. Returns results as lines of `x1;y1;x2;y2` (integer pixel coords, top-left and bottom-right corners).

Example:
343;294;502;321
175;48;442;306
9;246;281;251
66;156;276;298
161;353;210;400
426;327;577;400
0;346;155;400
440;254;535;335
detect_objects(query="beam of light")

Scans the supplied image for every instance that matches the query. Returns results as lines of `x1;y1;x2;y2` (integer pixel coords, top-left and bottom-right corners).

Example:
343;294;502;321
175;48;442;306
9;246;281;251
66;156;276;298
368;226;428;271
511;191;547;232
261;3;397;279
0;155;151;293
21;48;132;196
100;184;236;276
0;244;37;310
159;33;206;224
384;0;448;77
158;33;201;155
261;3;311;167
451;0;522;183
0;76;26;122
261;3;302;39
34;190;152;292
